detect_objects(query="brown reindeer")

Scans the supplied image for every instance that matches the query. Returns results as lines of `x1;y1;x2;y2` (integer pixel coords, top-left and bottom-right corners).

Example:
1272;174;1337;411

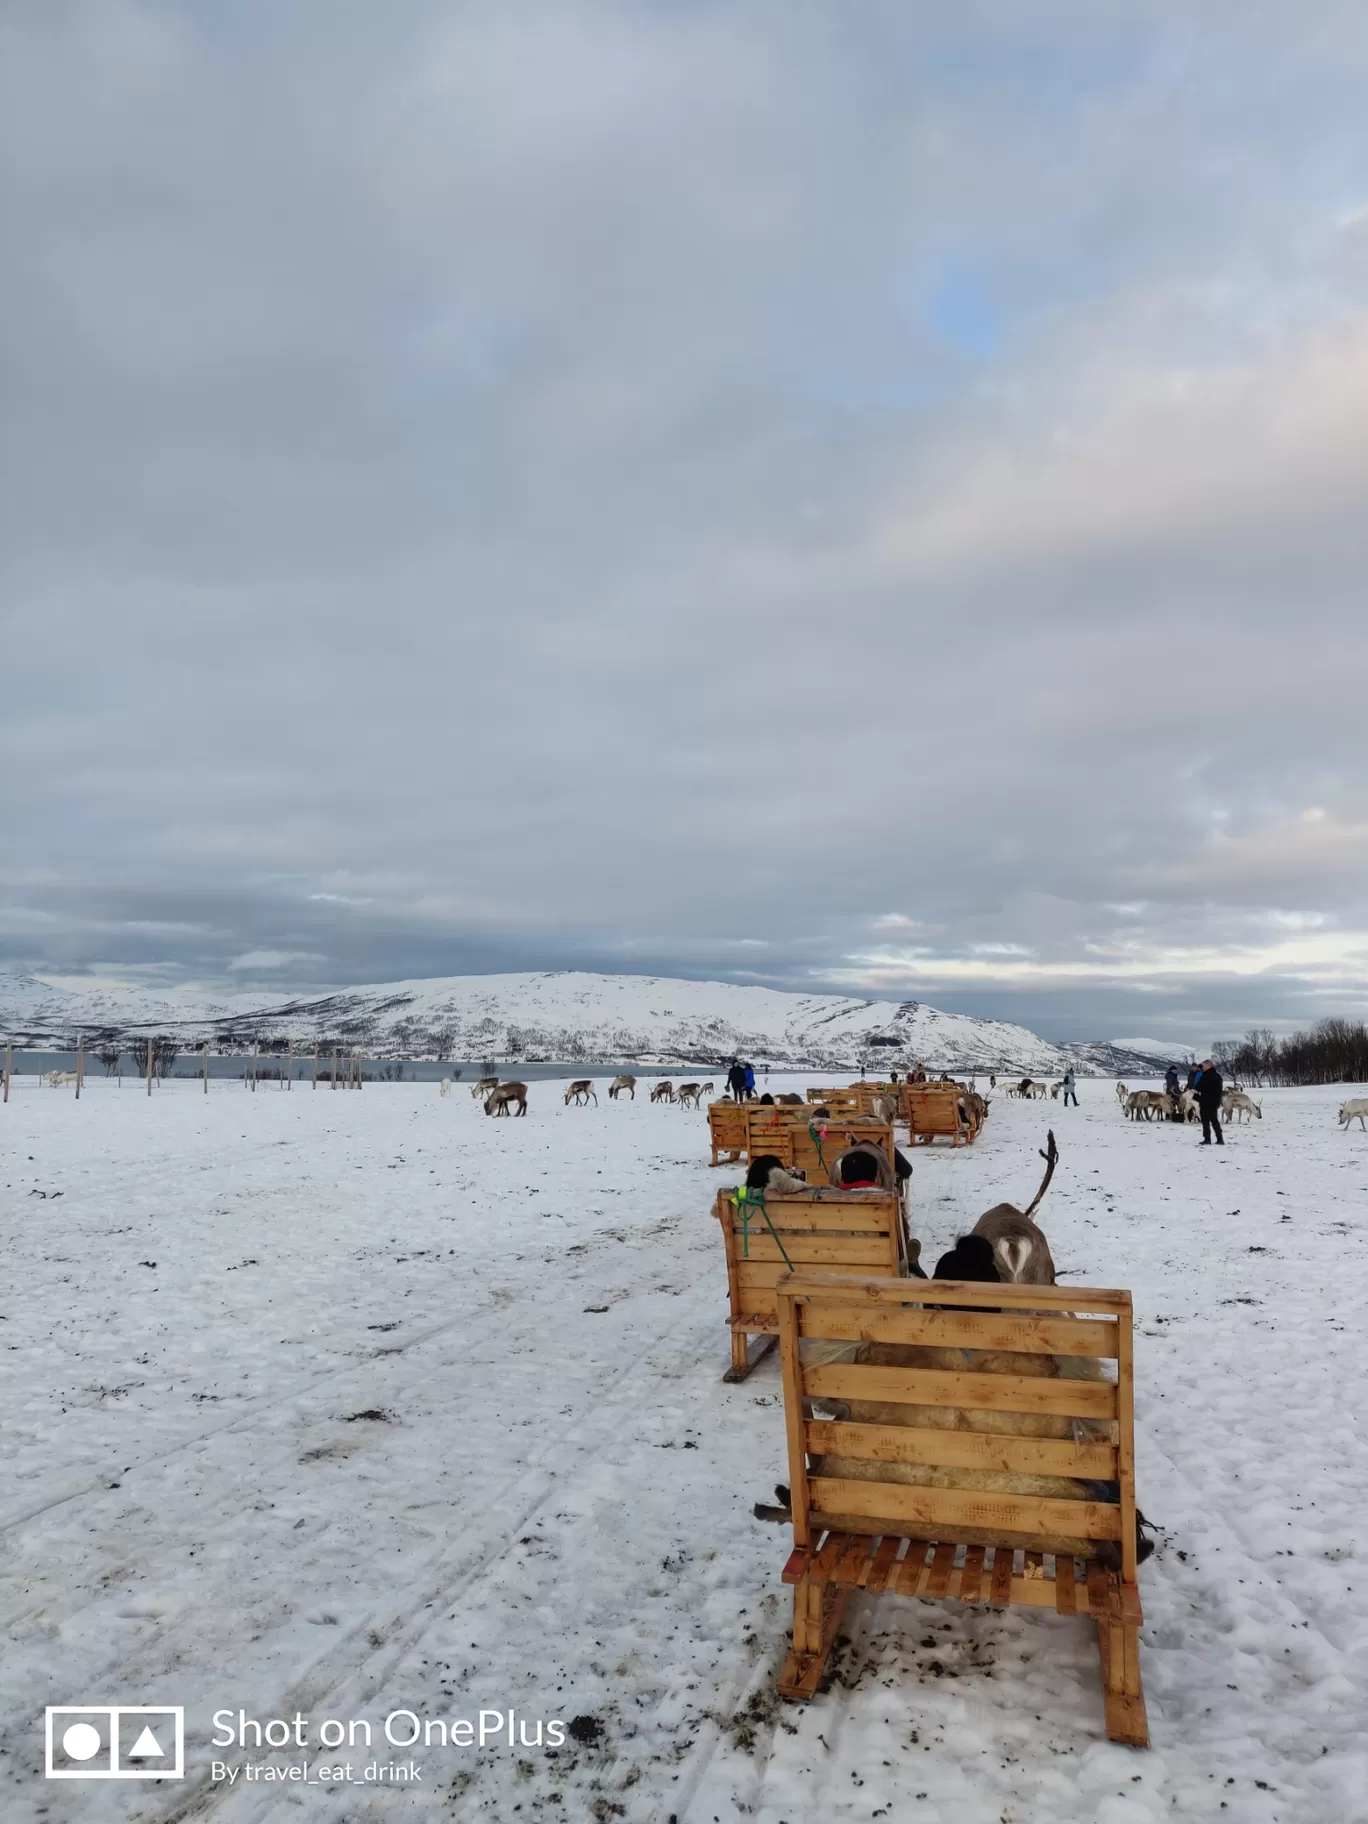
971;1130;1059;1284
607;1074;636;1100
484;1081;528;1117
676;1082;703;1109
650;1081;675;1103
564;1079;597;1106
471;1075;499;1100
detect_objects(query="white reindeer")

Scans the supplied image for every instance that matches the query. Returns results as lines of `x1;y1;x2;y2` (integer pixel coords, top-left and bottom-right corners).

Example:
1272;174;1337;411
1338;1097;1368;1131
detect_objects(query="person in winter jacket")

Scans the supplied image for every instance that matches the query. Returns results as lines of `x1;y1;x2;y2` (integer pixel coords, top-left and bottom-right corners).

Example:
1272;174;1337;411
1061;1069;1078;1107
1165;1064;1180;1097
1193;1059;1224;1145
726;1060;747;1102
743;1062;756;1096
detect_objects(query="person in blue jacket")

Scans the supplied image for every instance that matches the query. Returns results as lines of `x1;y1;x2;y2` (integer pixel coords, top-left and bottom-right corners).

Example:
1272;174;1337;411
743;1061;756;1097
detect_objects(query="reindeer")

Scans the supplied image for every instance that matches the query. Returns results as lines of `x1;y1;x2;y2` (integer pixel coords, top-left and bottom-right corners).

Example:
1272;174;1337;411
484;1081;528;1117
676;1083;704;1109
871;1093;900;1125
564;1079;597;1106
607;1074;636;1100
649;1081;675;1103
43;1071;78;1087
439;1078;452;1097
775;1091;804;1106
698;1081;715;1099
971;1131;1059;1285
1115;1081;1129;1108
1025;1080;1050;1099
1222;1090;1262;1123
1338;1097;1368;1131
471;1075;499;1100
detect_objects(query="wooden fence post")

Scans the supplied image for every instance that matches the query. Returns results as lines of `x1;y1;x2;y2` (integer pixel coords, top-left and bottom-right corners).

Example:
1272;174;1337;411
331;1049;338;1089
3;1038;10;1104
76;1038;84;1100
312;1048;318;1089
203;1045;209;1094
251;1044;258;1092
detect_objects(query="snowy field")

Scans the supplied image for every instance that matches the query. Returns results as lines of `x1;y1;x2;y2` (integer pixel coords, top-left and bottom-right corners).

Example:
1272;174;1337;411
2;1075;1366;1824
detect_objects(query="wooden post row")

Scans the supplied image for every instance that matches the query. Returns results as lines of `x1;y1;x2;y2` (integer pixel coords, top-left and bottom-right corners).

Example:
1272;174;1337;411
76;1038;84;1099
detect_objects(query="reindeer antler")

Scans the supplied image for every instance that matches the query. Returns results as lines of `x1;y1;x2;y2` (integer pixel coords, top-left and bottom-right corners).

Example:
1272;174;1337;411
1023;1128;1058;1218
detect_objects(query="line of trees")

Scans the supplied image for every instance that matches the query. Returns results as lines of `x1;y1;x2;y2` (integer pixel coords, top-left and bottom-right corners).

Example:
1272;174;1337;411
1212;1019;1368;1086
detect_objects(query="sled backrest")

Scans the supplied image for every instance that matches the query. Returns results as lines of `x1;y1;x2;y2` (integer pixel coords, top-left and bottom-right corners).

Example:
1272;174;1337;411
774;1274;1136;1581
715;1190;907;1333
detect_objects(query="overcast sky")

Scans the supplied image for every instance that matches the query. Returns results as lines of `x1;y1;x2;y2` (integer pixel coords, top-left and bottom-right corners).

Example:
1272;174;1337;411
4;2;1368;1043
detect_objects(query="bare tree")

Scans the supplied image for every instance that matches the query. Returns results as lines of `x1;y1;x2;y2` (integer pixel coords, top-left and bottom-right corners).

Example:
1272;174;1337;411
99;1045;121;1077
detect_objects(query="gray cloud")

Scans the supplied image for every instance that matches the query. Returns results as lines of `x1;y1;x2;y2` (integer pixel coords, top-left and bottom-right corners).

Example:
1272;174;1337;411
4;1;1368;1042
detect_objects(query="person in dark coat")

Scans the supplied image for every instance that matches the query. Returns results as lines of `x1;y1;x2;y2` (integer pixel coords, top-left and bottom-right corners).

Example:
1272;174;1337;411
1193;1058;1224;1145
726;1060;747;1101
1165;1064;1180;1097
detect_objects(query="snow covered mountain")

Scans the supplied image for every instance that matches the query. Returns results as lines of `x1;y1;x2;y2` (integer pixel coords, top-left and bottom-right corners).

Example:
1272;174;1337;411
0;967;1132;1072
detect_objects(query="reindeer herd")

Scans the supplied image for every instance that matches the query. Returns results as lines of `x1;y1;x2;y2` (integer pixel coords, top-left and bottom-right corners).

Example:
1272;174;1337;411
438;1069;1368;1135
450;1072;725;1116
1115;1082;1263;1125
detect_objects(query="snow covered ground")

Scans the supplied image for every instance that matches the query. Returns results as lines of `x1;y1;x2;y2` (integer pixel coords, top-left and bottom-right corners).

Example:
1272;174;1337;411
2;1074;1365;1823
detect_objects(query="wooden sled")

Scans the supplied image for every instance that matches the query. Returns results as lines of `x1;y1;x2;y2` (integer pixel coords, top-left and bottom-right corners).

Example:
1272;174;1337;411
714;1189;911;1381
744;1110;896;1186
772;1273;1148;1747
904;1085;978;1146
708;1099;749;1166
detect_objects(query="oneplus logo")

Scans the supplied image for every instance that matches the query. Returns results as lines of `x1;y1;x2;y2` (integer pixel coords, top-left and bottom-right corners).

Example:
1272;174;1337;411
45;1706;185;1779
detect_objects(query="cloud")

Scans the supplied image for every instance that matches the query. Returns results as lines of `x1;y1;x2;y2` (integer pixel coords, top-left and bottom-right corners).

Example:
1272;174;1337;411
228;950;328;972
2;2;1368;1041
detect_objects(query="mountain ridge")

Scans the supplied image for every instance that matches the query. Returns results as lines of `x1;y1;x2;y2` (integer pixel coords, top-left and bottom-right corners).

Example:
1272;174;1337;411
0;968;1176;1076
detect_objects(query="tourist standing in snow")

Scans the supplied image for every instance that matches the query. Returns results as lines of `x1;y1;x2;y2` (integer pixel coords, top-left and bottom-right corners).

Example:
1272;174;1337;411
743;1061;756;1098
1193;1059;1224;1145
1061;1069;1078;1107
1165;1064;1180;1097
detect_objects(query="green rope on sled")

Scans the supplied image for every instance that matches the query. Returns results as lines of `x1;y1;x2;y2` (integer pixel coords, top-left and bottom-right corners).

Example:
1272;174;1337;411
731;1185;794;1271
